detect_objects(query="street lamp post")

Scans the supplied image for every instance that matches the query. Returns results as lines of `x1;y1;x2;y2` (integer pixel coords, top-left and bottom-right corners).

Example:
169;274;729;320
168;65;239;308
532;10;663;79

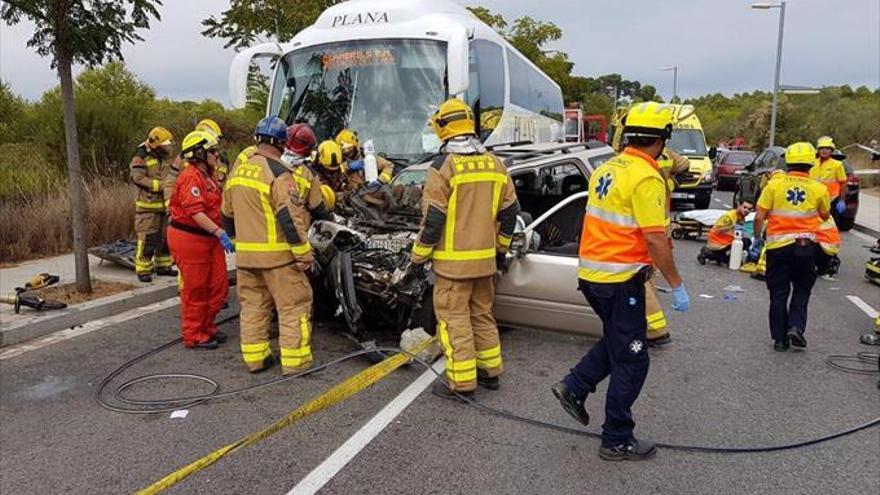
752;1;787;147
661;66;678;103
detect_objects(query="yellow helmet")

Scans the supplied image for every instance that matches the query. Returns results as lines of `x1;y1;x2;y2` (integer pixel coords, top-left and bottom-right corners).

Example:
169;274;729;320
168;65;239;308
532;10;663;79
146;127;173;150
785;142;817;166
335;129;360;154
622;102;675;140
317;140;343;171
196;118;223;139
181;130;218;160
816;136;835;150
431;98;475;142
320;184;336;210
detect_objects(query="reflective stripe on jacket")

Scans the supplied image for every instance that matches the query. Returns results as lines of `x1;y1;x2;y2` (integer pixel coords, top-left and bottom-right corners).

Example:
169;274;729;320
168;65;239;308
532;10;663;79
578;147;667;283
411;152;519;279
221;152;312;269
809;158;846;200
130;145;168;213
816;216;841;255
707;209;741;250
756;171;829;250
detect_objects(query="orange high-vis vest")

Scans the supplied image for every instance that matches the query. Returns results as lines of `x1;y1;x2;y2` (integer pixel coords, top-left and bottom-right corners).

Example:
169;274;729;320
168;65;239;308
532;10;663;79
809;157;846;200
756;171;830;250
707;209;741;249
816;217;841;255
578;148;667;283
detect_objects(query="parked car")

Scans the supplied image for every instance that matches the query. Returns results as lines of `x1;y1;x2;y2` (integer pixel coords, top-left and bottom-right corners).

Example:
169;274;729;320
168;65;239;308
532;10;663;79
733;147;858;231
713;150;756;191
309;142;615;353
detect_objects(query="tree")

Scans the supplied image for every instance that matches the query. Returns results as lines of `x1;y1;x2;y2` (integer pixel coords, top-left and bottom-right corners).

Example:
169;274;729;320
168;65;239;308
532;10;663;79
202;0;341;49
2;1;162;293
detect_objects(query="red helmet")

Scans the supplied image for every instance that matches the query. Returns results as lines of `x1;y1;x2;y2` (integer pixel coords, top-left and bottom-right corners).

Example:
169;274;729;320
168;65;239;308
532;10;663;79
286;123;317;157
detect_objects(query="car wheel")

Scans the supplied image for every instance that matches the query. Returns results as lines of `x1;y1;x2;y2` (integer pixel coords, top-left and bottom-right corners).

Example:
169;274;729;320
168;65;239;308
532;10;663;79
694;192;711;210
837;216;855;232
412;288;436;335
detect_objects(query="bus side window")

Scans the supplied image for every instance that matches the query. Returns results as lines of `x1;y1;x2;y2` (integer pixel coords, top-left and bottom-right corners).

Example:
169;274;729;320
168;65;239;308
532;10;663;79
468;40;505;140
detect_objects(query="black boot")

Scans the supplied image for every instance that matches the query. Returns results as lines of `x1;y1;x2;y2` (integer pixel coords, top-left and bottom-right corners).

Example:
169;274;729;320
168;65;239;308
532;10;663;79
156;267;178;277
647;333;671;348
191;338;219;350
213;331;228;344
137;273;152;283
786;327;807;348
697;247;708;265
248;355;276;373
550;382;590;426
773;339;790;352
599;438;657;461
431;381;473;402
477;371;500;390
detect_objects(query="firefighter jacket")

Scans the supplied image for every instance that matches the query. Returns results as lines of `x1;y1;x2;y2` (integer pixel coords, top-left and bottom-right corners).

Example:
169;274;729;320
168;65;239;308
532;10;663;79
707;209;743;250
291;162;329;224
756;171;830;251
231;145;257;177
809;157;847;200
411;151;519;280
578;147;667;284
130;145;170;213
162;155;184;211
221;152;313;269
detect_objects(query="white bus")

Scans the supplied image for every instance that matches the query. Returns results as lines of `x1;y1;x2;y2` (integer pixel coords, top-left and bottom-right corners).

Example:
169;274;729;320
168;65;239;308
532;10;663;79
228;0;564;166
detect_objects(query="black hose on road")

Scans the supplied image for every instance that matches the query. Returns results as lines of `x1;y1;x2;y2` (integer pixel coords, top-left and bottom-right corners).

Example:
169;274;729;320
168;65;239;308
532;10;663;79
95;315;880;455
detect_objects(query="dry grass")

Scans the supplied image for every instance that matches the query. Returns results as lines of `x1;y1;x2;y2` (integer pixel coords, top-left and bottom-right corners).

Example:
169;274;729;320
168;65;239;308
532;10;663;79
33;279;136;304
0;177;135;263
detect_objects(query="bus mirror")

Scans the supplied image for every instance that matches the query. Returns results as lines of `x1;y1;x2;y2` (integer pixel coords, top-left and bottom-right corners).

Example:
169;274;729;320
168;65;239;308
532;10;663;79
228;43;283;109
446;26;470;96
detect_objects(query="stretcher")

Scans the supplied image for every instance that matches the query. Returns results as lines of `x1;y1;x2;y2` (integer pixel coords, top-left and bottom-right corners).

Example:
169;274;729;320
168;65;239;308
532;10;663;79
670;209;755;241
89;239;137;270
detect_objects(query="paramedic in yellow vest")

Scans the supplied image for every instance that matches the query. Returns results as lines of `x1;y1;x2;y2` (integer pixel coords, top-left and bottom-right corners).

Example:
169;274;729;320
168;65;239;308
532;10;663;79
130;127;176;282
697;200;754;265
552;102;689;461
810;136;847;224
221;117;315;375
409;99;519;399
750;142;830;352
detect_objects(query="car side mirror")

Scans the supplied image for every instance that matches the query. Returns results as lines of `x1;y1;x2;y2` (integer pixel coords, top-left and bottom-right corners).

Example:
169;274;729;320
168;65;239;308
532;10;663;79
708;146;718;160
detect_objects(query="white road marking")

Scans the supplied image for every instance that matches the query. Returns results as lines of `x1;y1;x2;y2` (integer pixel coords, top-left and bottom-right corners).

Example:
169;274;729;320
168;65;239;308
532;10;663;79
713;198;721;203
287;359;445;495
846;295;878;319
0;298;180;360
723;204;732;208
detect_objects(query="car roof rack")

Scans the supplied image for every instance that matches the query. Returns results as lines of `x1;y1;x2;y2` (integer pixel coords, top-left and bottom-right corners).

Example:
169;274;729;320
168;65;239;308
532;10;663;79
491;141;609;166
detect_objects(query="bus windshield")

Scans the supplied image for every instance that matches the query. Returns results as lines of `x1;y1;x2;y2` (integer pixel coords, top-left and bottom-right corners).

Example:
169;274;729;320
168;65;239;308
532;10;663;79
668;129;708;157
271;39;447;164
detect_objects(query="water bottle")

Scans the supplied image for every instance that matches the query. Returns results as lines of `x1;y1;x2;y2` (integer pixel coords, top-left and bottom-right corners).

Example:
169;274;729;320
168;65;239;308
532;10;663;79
729;229;744;270
362;139;378;184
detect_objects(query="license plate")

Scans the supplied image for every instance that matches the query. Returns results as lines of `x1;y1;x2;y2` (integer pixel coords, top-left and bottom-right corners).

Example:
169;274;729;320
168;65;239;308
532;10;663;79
671;192;695;199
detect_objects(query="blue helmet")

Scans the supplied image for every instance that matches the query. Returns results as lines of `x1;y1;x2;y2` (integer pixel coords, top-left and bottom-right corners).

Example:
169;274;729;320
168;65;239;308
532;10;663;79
254;116;287;142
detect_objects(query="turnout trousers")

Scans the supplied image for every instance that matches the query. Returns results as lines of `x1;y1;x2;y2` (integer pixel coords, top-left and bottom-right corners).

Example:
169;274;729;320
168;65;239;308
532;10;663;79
167;227;228;347
134;212;172;275
562;275;649;446
644;274;667;341
433;275;502;392
765;242;818;344
238;264;313;374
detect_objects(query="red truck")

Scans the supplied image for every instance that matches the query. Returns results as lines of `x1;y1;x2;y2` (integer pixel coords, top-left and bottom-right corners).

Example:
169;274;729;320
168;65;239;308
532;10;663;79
564;107;608;144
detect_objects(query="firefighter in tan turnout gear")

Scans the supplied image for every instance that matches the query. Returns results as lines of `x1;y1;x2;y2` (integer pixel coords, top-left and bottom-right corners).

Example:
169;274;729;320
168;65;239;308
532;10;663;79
130;126;177;282
410;99;519;399
221;117;315;375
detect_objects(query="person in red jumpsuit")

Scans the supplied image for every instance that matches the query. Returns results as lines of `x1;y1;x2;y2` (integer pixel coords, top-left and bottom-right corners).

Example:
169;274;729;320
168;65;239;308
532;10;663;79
167;130;235;349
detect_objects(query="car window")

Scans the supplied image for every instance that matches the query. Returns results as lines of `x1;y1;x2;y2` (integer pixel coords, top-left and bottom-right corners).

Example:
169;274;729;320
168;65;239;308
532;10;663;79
772;152;787;170
533;195;587;256
513;161;586;220
724;152;754;165
392;168;427;186
588;152;615;173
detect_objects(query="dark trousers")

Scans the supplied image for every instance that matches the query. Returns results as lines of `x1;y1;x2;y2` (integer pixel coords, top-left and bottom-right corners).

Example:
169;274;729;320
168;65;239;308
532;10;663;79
562;275;649;446
701;238;752;264
765;242;818;343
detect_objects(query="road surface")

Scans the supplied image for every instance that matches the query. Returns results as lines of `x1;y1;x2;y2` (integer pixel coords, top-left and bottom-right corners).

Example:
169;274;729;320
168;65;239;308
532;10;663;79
2;191;878;495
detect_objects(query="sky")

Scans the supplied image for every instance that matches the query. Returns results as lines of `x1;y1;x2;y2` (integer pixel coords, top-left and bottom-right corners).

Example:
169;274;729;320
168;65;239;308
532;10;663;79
1;0;878;105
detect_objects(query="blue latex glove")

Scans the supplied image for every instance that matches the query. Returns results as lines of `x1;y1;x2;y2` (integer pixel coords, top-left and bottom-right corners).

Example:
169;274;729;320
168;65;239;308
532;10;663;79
671;284;690;312
834;200;846;214
348;159;364;171
366;180;381;188
748;237;764;260
218;232;235;253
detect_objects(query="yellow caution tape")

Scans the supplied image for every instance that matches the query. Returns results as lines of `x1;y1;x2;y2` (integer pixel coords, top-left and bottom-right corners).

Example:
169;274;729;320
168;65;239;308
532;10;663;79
134;338;435;494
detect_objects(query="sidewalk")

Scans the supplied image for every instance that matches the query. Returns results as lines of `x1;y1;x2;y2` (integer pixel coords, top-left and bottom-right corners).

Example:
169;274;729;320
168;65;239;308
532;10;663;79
0;250;235;345
856;189;879;235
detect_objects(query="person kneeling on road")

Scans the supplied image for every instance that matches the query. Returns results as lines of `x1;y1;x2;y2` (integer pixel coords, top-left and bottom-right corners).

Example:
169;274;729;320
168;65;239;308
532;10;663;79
697;200;754;265
167;131;232;350
222;117;315;375
409;98;519;400
750;142;830;352
551;102;690;462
